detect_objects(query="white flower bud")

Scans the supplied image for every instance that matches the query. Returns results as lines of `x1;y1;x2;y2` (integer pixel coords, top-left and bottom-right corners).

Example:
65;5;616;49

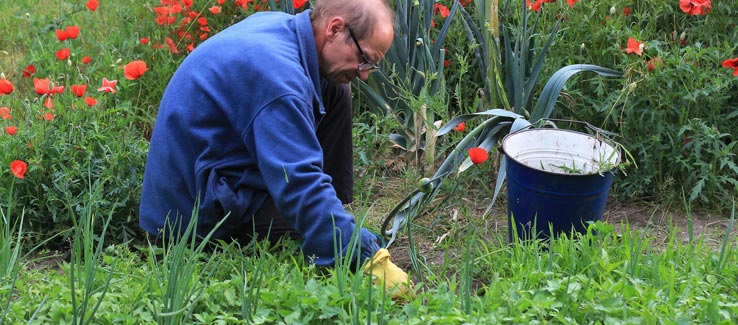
610;6;616;15
680;31;687;40
638;43;645;53
580;43;585;51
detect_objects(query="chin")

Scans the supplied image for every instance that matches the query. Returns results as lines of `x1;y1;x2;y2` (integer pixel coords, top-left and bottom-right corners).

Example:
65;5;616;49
330;73;354;84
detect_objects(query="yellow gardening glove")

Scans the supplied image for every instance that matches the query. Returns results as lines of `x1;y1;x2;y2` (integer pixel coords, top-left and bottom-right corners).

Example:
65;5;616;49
363;248;414;301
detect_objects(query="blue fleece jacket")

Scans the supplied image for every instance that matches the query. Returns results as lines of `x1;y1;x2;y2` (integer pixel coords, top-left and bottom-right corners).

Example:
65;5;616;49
139;10;379;266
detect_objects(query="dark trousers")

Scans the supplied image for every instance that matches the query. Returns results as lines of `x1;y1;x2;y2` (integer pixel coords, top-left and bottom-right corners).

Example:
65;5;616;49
238;82;355;244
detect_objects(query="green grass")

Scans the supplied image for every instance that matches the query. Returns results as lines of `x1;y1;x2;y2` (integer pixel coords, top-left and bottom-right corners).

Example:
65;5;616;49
1;0;738;323
3;209;737;323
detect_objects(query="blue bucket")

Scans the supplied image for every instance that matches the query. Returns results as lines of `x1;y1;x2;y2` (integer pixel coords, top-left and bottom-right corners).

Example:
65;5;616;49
501;129;620;242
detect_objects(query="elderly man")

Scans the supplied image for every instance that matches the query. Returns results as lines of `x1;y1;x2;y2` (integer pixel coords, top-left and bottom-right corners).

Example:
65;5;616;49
140;0;395;269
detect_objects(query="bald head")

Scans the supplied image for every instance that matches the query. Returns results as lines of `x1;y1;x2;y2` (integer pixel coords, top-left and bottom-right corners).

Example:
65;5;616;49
311;0;395;40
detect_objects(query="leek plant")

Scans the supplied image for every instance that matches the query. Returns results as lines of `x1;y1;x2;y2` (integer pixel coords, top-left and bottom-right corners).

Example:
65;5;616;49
67;176;117;325
147;205;229;324
380;0;624;241
0;209;23;325
358;0;461;169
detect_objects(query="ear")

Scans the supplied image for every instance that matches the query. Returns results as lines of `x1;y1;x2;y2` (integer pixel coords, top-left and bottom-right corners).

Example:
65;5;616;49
325;17;347;41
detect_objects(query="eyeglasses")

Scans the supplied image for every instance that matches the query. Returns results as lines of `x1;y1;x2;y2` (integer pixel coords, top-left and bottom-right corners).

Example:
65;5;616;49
346;25;381;72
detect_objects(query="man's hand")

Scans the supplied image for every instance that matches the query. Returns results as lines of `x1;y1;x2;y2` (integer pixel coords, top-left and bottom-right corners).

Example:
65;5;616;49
363;248;414;301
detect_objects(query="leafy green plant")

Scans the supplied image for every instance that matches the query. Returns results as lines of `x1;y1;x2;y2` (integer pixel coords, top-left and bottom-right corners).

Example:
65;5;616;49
543;0;738;209
675;118;738;203
380;0;624;242
357;0;461;169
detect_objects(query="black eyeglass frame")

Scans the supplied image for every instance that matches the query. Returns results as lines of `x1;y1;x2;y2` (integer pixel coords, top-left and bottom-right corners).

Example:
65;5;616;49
346;25;381;72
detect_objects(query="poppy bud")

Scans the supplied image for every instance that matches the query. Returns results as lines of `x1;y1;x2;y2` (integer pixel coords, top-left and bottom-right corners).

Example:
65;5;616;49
476;88;485;99
417;178;433;193
580;43;585;51
679;31;687;40
609;6;616;16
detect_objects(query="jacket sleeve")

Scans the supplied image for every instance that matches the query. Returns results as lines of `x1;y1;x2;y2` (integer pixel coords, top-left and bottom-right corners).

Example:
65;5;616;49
246;94;379;266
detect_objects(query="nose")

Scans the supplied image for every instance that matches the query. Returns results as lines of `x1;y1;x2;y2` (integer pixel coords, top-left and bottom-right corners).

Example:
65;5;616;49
357;69;371;81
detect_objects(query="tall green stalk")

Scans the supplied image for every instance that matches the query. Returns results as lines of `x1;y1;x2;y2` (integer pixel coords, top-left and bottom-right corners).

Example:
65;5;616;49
237;238;267;323
0;208;23;325
715;202;736;274
67;176;116;325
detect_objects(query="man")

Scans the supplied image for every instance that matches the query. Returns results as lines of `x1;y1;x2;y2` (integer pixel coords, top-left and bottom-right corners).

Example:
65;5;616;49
139;0;394;268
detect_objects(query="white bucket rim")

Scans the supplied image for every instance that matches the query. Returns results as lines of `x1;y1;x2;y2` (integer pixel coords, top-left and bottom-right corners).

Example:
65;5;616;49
501;128;621;176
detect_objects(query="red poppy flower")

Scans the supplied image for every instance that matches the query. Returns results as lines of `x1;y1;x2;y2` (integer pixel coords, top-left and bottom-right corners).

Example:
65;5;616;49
70;84;87;97
97;78;118;93
0;77;13;95
33;78;52;95
526;0;543;12
55;48;71;60
55;29;69;41
234;0;249;9
10;160;27;179
680;0;711;16
86;0;98;11
460;0;471;6
624;6;631;16
165;37;179;54
625;37;643;56
84;96;98;107
434;3;450;18
454;122;465;132
123;60;148;80
217;0;225;4
647;57;660;71
566;0;578;7
43;112;55;121
722;58;738;77
44;97;54;109
293;0;308;9
140;37;150;45
22;64;35;78
81;56;92;64
0;107;10;120
208;6;221;14
468;147;489;165
65;25;80;39
5;126;17;135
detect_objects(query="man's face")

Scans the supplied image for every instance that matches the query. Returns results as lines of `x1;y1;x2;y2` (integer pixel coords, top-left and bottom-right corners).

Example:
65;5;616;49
319;21;393;84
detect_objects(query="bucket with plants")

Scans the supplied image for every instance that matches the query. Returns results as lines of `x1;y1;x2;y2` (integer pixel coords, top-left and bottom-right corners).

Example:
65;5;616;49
500;125;629;241
379;0;630;246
